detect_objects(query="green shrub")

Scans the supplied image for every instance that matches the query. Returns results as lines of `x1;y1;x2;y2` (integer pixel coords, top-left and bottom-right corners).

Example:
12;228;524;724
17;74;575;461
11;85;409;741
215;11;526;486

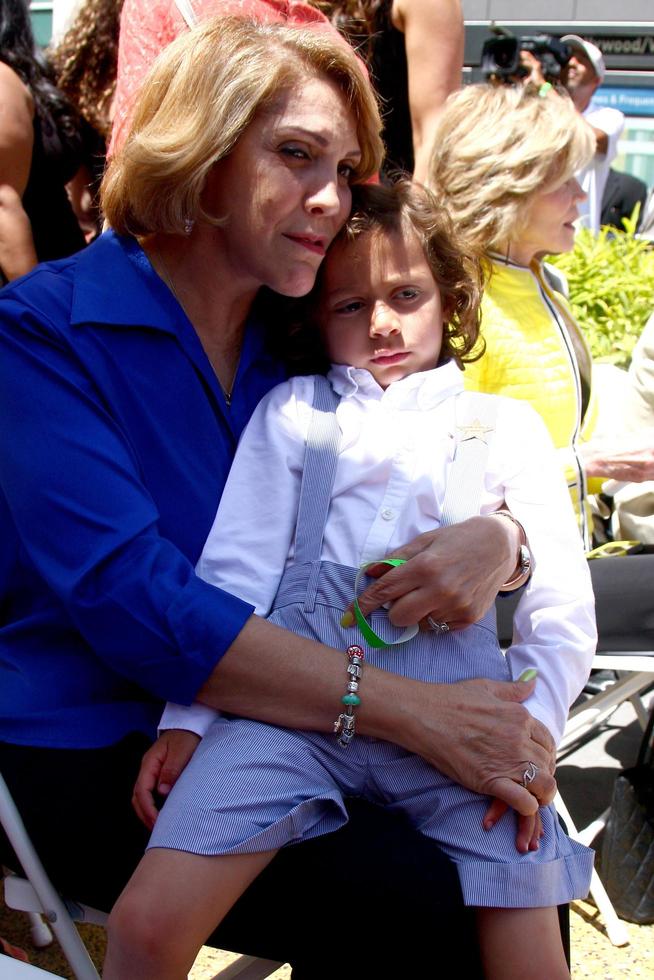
548;215;654;369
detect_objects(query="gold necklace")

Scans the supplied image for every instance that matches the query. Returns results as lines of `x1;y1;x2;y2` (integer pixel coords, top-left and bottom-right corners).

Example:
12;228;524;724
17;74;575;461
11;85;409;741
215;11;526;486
154;247;238;406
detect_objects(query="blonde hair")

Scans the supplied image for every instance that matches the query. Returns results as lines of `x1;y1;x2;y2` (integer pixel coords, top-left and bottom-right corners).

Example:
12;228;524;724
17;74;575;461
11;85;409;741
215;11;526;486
101;15;383;236
428;84;595;252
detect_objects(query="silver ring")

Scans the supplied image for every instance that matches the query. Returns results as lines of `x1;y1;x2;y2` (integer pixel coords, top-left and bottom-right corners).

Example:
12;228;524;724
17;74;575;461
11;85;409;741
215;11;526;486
427;616;450;634
521;762;539;788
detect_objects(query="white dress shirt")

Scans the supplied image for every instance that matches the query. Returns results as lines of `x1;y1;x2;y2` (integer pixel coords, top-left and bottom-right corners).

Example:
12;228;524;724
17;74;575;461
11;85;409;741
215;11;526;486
161;361;596;744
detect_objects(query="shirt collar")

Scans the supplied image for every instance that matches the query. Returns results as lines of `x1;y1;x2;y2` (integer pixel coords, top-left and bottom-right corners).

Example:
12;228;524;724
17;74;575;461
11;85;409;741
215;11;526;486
70;231;181;331
69;229;271;361
327;360;463;409
487;253;545;295
487;251;537;274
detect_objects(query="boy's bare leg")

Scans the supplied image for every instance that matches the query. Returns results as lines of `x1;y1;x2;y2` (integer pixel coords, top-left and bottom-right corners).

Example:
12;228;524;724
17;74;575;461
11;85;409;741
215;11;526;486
477;906;570;980
104;847;278;980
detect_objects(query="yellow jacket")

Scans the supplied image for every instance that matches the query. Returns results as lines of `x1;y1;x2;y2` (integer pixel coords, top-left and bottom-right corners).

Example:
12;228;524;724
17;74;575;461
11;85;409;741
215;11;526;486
464;257;599;546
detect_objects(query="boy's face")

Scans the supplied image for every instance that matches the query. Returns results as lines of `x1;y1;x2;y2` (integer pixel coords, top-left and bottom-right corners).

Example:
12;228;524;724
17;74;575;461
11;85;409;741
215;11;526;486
318;226;444;389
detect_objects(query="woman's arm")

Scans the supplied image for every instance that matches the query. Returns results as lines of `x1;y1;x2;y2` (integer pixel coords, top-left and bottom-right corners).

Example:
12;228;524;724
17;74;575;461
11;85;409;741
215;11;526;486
580;436;654;483
0;288;254;706
392;0;464;182
580;331;654;484
0;63;37;279
197;614;556;814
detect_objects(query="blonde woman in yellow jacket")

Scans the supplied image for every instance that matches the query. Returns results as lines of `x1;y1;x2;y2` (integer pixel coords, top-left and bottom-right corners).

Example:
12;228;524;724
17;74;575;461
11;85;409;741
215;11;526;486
468;254;599;545
429;83;654;547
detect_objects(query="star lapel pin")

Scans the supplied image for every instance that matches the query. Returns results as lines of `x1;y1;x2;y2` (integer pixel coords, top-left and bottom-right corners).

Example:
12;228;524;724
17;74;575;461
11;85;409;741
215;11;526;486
457;419;494;443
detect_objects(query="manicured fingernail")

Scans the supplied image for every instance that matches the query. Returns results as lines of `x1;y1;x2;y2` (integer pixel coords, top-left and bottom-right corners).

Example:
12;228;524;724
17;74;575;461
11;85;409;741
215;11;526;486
483;818;495;831
340;610;354;628
158;783;171;796
519;668;538;682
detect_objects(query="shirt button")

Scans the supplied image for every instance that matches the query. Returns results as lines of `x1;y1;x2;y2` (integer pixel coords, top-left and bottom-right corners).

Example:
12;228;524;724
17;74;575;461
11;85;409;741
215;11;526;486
381;508;395;521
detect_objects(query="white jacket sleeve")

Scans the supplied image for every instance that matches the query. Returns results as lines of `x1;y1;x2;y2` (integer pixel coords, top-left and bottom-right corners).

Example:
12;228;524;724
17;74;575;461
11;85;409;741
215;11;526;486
487;398;597;745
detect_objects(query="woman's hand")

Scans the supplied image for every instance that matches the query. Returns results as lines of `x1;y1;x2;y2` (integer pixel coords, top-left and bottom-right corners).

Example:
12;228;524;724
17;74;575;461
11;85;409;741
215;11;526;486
132;729;200;830
345;515;519;632
581;436;654;483
376;674;557;817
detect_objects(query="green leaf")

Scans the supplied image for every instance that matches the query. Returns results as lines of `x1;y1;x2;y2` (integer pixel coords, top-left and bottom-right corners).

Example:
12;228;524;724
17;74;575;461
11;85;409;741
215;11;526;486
549;223;654;369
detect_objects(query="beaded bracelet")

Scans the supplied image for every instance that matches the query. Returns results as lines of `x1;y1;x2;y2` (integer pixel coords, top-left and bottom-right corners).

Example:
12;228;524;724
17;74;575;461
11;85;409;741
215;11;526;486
333;644;365;747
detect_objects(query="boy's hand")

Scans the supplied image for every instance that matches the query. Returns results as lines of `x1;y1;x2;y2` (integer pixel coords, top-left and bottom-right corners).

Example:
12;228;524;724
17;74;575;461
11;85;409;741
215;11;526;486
483;797;544;853
132;729;200;830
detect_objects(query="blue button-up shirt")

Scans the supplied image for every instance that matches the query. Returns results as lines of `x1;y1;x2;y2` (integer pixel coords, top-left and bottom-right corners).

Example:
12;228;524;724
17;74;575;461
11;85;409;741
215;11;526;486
0;231;286;748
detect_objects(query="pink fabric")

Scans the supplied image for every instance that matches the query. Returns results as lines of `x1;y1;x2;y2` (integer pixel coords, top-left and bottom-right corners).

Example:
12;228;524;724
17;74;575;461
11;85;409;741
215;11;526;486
109;0;331;156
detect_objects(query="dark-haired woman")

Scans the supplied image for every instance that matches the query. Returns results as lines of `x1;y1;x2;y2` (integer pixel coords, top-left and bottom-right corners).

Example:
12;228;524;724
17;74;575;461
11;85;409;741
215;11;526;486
326;0;464;179
48;0;124;239
0;0;85;282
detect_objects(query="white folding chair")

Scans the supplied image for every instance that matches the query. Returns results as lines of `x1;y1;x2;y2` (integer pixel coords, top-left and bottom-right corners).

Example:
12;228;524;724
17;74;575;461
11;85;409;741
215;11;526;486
0;771;104;980
0;772;283;980
0;956;66;978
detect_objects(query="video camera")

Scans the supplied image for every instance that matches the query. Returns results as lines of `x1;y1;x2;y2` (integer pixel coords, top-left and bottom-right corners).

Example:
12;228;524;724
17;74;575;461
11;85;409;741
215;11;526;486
480;31;571;85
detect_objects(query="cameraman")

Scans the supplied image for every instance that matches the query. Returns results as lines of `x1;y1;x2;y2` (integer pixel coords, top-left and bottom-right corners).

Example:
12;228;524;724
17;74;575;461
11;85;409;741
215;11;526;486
490;33;624;234
560;35;624;233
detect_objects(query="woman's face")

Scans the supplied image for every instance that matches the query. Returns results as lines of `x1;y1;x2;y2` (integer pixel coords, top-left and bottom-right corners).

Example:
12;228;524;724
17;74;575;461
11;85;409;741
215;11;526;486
511;176;586;266
201;74;362;298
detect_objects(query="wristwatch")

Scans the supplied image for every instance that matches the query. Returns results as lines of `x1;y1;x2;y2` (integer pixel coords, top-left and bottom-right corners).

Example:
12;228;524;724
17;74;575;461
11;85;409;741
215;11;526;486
489;510;533;590
501;543;532;590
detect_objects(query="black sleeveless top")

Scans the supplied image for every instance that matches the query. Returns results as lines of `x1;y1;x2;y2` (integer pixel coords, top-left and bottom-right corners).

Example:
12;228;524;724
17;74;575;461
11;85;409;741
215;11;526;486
369;0;413;175
21;111;86;266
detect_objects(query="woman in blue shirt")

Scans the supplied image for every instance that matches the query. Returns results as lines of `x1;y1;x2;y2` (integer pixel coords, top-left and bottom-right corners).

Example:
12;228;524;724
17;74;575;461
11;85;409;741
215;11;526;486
0;16;556;976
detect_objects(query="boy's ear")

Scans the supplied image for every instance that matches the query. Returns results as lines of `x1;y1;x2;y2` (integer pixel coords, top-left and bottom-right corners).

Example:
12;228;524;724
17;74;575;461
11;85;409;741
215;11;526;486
441;296;455;324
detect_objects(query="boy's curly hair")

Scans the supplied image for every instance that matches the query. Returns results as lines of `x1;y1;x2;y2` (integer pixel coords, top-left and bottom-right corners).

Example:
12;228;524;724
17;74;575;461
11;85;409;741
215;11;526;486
270;179;485;374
